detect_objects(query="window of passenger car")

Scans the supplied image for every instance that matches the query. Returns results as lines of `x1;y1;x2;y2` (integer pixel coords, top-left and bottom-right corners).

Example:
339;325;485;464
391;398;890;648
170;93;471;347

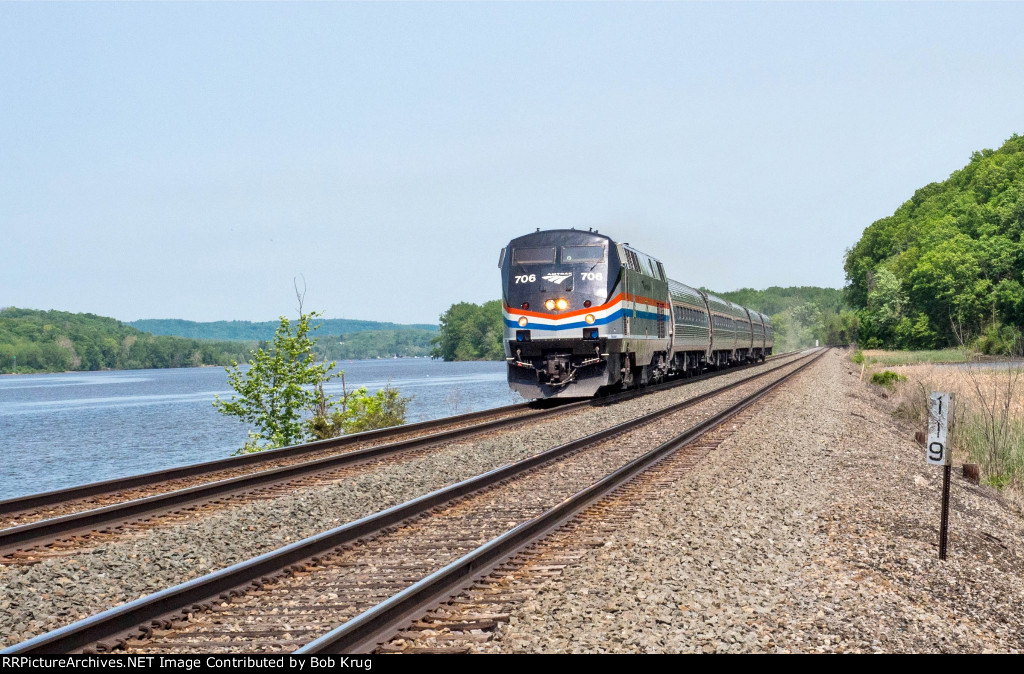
512;247;556;264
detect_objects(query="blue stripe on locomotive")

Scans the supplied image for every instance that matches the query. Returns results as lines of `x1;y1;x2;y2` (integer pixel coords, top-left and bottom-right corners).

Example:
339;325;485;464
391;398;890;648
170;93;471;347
503;308;667;331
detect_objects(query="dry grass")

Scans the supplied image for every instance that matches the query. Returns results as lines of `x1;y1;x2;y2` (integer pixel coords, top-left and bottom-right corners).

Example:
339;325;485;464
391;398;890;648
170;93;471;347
892;363;1024;417
861;357;1024;499
859;348;973;367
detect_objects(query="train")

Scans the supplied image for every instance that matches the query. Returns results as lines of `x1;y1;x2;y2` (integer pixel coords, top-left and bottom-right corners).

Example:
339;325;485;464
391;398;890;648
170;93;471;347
500;228;774;399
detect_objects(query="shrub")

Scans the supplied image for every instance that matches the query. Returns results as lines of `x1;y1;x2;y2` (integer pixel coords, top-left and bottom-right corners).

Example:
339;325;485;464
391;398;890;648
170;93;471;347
307;381;412;439
973;323;1023;356
871;370;907;389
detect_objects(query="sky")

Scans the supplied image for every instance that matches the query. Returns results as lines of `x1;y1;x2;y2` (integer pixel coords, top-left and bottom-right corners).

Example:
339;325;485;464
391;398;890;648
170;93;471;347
2;2;1023;325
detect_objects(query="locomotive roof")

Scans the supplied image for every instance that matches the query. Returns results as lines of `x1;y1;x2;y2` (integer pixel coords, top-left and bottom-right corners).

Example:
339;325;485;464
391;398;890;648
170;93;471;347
507;229;771;323
507;228;616;247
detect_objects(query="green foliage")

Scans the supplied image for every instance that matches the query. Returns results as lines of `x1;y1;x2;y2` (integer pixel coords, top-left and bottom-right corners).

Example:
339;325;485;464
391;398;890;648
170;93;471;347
844;134;1024;348
431;300;504;361
130;317;437;341
707;286;846;317
851;350;865;364
315;329;436;360
870;370;907;389
132;318;438;360
214;311;414;454
307;382;412;439
0;307;249;374
983;473;1013;490
713;287;855;349
214;312;339;452
973;322;1023;355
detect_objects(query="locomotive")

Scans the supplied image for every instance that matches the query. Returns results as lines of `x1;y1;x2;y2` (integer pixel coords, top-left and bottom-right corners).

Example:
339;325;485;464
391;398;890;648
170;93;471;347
500;228;774;399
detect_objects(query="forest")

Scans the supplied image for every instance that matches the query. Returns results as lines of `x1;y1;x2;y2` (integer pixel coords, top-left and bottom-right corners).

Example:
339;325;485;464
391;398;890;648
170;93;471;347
315;329;437;360
844;134;1024;352
130;317;437;341
0;308;251;373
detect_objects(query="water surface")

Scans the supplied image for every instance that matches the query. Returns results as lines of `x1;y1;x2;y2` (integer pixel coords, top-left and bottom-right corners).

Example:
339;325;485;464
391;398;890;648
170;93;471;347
0;359;511;500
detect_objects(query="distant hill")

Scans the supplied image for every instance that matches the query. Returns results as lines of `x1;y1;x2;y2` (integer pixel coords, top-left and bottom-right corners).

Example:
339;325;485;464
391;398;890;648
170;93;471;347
316;329;437;360
129;318;438;342
705;286;845;317
0;308;251;374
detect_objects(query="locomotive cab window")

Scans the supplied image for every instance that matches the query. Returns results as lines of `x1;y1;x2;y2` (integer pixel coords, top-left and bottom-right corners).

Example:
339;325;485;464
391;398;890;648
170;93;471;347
512;247;556;264
561;245;604;263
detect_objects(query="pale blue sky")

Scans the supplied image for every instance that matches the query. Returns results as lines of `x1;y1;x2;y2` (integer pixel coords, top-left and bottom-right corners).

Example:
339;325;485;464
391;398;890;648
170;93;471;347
2;2;1023;324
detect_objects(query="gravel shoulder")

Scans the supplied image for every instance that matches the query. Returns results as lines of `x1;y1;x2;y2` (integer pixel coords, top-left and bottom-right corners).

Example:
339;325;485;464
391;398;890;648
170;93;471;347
0;354;804;647
477;349;1024;653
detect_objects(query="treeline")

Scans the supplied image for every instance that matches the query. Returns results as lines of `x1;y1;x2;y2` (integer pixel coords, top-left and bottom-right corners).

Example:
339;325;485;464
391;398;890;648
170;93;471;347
710;287;857;351
314;329;436;360
130;317;437;341
430;301;504;361
0;308;251;374
706;286;844;316
429;289;849;362
844;134;1024;352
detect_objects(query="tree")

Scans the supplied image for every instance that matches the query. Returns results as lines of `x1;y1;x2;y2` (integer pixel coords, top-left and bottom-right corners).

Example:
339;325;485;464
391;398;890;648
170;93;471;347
431;300;504;361
0;307;248;374
214;311;339;453
844;134;1024;349
214;280;414;454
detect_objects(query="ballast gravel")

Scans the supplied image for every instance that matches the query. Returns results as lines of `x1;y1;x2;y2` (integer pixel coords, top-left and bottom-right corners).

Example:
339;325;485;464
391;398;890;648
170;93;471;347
0;355;804;647
475;350;1024;653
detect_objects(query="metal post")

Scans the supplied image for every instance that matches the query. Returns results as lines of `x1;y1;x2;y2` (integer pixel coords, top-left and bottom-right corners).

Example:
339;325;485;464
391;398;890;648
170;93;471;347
927;391;954;560
939;463;951;560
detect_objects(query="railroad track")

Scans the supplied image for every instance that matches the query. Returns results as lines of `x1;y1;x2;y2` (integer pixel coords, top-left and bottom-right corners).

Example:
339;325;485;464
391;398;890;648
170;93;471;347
0;403;545;526
377;400;776;653
1;348;825;655
0;352;801;561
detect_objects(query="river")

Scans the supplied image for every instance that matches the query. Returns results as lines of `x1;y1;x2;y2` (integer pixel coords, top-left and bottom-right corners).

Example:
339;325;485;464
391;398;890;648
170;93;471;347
0;359;512;500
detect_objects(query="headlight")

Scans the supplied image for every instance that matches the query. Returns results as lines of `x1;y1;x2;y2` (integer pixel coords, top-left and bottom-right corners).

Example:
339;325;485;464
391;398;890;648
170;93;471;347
555;298;569;310
544;299;556;311
518;316;528;327
585;314;595;324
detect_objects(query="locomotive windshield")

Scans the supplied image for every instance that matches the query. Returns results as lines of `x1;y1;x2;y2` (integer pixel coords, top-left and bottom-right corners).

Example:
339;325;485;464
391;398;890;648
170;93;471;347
512;247;556;264
561;245;604;263
502;231;612;308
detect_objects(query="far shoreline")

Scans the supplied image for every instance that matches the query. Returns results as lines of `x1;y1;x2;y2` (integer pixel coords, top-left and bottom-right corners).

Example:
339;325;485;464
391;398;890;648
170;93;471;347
0;356;502;378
